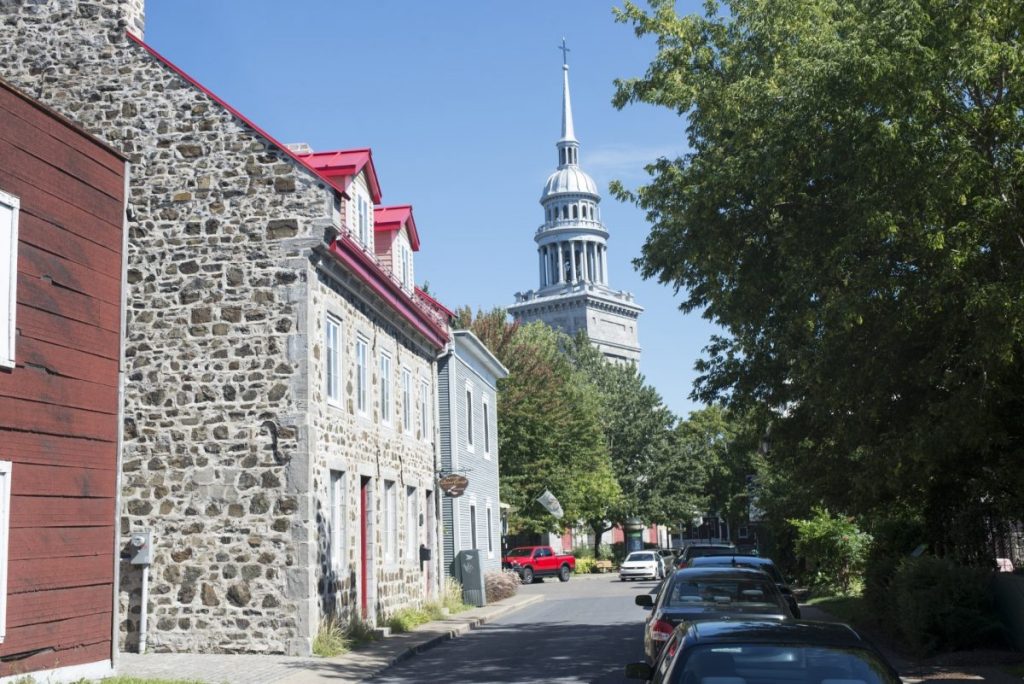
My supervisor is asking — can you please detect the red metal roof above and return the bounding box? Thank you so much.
[415,287,456,321]
[299,148,382,203]
[373,205,420,251]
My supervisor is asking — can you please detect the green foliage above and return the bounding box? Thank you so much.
[345,616,379,645]
[805,594,874,626]
[311,614,349,657]
[455,309,620,534]
[862,513,928,620]
[442,576,471,614]
[789,508,871,593]
[890,556,1004,655]
[614,0,1024,561]
[387,606,434,634]
[574,556,596,574]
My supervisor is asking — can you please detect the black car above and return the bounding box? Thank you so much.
[626,619,901,683]
[675,543,737,568]
[687,554,802,618]
[635,566,793,664]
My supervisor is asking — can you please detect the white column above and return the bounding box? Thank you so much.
[539,249,545,287]
[556,242,564,283]
[569,241,577,283]
[601,245,609,285]
[581,240,589,282]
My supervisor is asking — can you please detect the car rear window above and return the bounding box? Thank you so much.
[627,552,656,562]
[669,644,899,684]
[665,577,785,611]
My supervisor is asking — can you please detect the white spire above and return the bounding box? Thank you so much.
[557,38,579,168]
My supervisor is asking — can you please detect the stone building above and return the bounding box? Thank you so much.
[0,0,449,656]
[438,331,508,578]
[509,54,643,364]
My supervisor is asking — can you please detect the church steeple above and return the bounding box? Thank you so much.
[557,38,579,168]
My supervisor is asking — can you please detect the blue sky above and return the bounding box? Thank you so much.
[145,0,715,418]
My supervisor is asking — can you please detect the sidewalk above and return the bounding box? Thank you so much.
[115,593,544,684]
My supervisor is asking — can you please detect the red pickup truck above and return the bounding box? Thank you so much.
[502,546,575,583]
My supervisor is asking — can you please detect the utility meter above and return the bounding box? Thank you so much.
[129,529,153,565]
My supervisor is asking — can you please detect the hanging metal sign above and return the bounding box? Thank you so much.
[438,474,469,498]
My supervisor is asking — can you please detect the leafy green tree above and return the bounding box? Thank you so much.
[613,0,1024,560]
[790,508,872,594]
[454,309,620,535]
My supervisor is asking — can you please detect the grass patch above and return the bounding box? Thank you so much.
[442,577,471,615]
[387,606,434,633]
[312,615,349,657]
[806,594,874,625]
[345,616,379,645]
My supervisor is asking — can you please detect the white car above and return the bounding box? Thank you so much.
[619,551,663,581]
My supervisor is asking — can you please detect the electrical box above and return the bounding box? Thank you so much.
[452,549,486,607]
[129,529,153,565]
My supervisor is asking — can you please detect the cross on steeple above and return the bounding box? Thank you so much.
[558,37,570,67]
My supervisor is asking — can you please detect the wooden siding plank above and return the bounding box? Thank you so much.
[19,211,121,281]
[9,526,114,560]
[0,139,122,224]
[10,496,115,529]
[17,273,120,333]
[0,430,115,471]
[17,305,120,361]
[0,640,111,677]
[16,335,119,388]
[0,613,111,658]
[0,85,123,174]
[8,555,113,594]
[10,464,116,498]
[6,585,111,628]
[0,173,122,251]
[0,396,117,442]
[0,95,124,200]
[0,366,118,415]
[20,242,121,307]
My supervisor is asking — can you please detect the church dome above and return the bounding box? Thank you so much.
[541,166,598,200]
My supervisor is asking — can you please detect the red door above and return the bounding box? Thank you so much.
[360,476,370,618]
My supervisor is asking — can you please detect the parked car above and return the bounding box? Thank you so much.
[620,551,665,581]
[655,548,678,575]
[687,554,802,618]
[501,545,575,583]
[635,566,793,664]
[625,619,901,683]
[674,542,737,568]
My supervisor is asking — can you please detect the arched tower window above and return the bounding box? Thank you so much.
[572,205,578,219]
[562,206,569,219]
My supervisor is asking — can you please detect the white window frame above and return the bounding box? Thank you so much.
[0,190,20,369]
[469,503,478,550]
[355,336,368,415]
[355,192,372,247]
[379,351,392,425]
[486,505,494,557]
[329,470,346,572]
[325,315,342,407]
[0,460,11,643]
[401,368,412,433]
[482,396,491,458]
[419,378,430,442]
[384,479,397,564]
[399,242,410,289]
[406,486,417,561]
[465,385,474,450]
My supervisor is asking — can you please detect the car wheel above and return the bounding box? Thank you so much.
[558,564,571,582]
[520,567,534,584]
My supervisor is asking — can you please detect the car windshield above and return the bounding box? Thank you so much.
[626,552,657,562]
[670,644,899,684]
[664,577,785,611]
[506,548,533,557]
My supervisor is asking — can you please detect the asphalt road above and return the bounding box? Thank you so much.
[376,573,660,684]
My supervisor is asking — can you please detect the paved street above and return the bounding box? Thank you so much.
[376,574,658,684]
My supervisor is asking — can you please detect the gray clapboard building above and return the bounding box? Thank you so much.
[438,331,509,576]
[509,53,642,363]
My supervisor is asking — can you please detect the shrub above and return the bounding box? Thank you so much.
[863,514,927,620]
[345,615,378,644]
[312,615,349,657]
[789,507,871,594]
[572,545,594,559]
[890,555,1004,655]
[575,557,595,574]
[485,570,521,602]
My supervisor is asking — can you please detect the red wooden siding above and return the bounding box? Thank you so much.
[0,81,124,676]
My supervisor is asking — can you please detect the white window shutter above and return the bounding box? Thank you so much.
[0,460,12,643]
[0,190,20,369]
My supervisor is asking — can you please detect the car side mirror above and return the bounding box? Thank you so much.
[625,662,654,680]
[635,594,654,608]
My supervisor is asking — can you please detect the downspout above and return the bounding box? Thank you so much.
[433,340,453,595]
[110,162,131,667]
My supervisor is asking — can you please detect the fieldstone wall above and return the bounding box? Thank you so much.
[307,261,438,626]
[0,0,328,655]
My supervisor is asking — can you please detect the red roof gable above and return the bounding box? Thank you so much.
[415,287,456,322]
[299,149,382,203]
[373,205,420,251]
